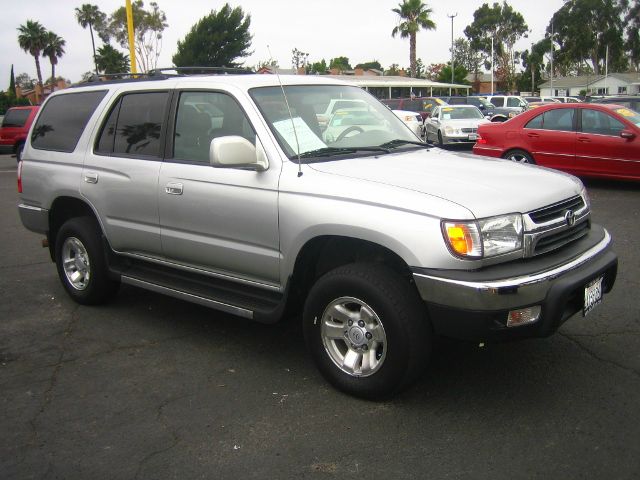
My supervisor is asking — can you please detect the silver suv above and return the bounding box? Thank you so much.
[17,72,618,399]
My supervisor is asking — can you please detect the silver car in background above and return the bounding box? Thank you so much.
[392,109,423,138]
[424,104,490,146]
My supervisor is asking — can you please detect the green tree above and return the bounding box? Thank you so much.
[437,64,469,84]
[385,63,402,76]
[104,0,168,72]
[17,20,48,96]
[96,44,130,74]
[391,0,436,78]
[464,2,528,92]
[624,0,640,69]
[173,4,251,68]
[329,56,351,72]
[424,63,445,80]
[548,0,626,76]
[355,61,383,71]
[75,4,107,75]
[9,65,16,97]
[43,31,66,90]
[310,59,327,74]
[15,73,35,90]
[291,48,309,70]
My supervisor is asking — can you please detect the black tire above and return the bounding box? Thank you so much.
[437,130,444,147]
[303,263,431,400]
[55,217,119,305]
[16,143,24,162]
[503,149,535,164]
[337,126,364,141]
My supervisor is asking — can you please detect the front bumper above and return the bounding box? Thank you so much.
[412,227,618,341]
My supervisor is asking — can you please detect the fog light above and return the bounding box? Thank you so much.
[506,306,541,327]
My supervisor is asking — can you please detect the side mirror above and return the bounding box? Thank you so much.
[620,129,636,140]
[210,136,268,171]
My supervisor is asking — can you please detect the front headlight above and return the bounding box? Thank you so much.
[444,126,460,135]
[442,214,523,259]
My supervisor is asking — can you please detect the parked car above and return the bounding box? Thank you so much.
[550,96,582,103]
[17,73,617,399]
[0,105,39,160]
[424,104,490,146]
[590,95,640,113]
[473,103,640,181]
[392,109,423,138]
[438,96,496,118]
[323,107,390,143]
[381,97,446,120]
[485,95,529,121]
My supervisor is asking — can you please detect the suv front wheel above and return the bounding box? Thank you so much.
[55,217,119,305]
[303,263,431,400]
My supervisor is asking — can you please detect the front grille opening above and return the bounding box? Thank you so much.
[529,196,585,224]
[533,220,590,255]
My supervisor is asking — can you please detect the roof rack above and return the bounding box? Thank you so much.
[72,66,253,87]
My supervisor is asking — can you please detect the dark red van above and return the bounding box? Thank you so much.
[0,106,39,161]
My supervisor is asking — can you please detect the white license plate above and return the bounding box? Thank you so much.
[468,133,478,140]
[583,276,603,316]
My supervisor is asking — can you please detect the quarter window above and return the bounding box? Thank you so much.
[31,91,107,152]
[525,113,544,129]
[581,109,625,136]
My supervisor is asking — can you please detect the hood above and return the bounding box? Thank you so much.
[307,148,582,218]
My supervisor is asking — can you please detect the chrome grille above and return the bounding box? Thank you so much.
[529,196,585,224]
[523,195,590,257]
[461,127,478,133]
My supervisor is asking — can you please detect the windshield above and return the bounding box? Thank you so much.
[614,107,640,127]
[439,106,484,120]
[1,109,30,128]
[250,85,418,160]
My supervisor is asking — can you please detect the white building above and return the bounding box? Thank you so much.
[539,72,640,97]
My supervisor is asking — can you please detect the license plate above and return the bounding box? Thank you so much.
[468,133,478,140]
[583,276,603,316]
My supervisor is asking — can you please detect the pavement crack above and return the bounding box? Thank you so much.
[559,331,640,379]
[27,305,81,448]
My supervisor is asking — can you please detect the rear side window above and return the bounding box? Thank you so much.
[540,109,575,132]
[95,91,169,158]
[2,109,31,127]
[490,97,503,107]
[31,91,107,152]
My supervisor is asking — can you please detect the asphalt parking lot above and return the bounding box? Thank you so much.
[1,153,639,479]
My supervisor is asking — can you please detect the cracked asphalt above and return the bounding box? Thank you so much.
[1,154,639,479]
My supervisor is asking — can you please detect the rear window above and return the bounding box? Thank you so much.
[31,91,107,152]
[2,109,31,128]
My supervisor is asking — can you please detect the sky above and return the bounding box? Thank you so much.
[1,0,566,90]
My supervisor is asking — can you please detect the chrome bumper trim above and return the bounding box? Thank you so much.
[412,230,612,311]
[18,203,49,234]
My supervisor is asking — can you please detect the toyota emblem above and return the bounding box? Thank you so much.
[564,209,576,227]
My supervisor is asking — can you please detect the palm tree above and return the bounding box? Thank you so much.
[391,0,436,78]
[17,20,48,100]
[95,44,130,74]
[43,32,66,91]
[75,4,107,75]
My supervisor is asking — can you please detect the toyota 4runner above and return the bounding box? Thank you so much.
[17,71,618,399]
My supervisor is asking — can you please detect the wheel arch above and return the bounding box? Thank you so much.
[48,196,103,260]
[502,148,535,164]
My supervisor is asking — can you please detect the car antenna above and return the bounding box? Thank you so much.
[268,45,303,177]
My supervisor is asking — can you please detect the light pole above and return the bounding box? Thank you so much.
[447,12,458,94]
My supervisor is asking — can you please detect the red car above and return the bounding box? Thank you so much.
[0,106,39,161]
[473,103,640,181]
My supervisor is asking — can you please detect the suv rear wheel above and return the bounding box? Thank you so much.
[303,263,431,400]
[55,217,119,305]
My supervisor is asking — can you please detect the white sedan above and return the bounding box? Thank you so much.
[392,110,424,139]
[424,105,490,146]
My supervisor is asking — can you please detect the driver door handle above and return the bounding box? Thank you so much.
[165,182,183,195]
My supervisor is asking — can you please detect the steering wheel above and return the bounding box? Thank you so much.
[336,126,364,141]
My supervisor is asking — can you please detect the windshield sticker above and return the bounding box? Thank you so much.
[273,117,326,155]
[615,108,635,117]
[442,107,454,112]
[436,99,445,105]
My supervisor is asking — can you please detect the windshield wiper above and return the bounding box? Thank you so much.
[297,146,390,159]
[379,139,430,149]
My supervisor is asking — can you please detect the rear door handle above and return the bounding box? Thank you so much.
[577,137,591,143]
[165,182,183,195]
[84,172,99,184]
[527,133,540,138]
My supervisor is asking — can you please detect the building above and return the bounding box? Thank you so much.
[464,72,507,94]
[539,72,640,97]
